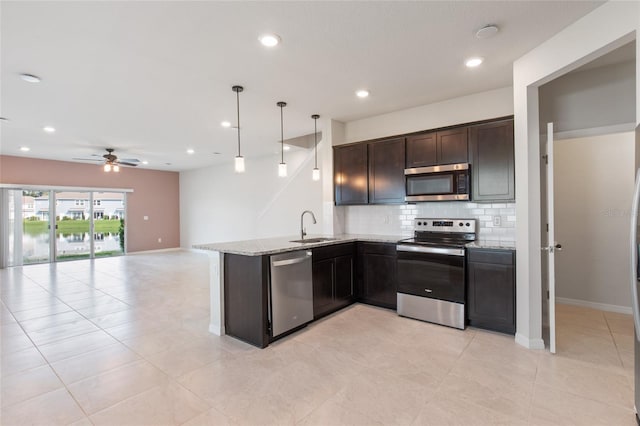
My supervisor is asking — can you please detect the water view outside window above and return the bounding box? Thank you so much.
[20,190,51,264]
[55,191,91,261]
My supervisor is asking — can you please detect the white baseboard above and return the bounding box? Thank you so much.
[515,332,545,350]
[556,297,632,315]
[127,247,183,255]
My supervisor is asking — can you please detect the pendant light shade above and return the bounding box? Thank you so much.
[277,101,287,177]
[311,114,320,181]
[232,85,245,173]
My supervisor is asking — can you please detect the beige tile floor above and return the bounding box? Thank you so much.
[0,250,636,425]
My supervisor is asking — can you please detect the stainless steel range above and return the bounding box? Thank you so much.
[396,218,476,329]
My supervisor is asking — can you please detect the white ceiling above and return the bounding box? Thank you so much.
[0,1,603,171]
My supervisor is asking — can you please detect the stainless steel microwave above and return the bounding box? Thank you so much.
[405,163,470,202]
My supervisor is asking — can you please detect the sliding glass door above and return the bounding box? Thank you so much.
[93,192,125,257]
[1,187,127,267]
[54,191,91,261]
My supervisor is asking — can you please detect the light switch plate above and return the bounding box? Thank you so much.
[493,215,501,226]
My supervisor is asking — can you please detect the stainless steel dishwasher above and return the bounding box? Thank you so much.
[269,250,314,338]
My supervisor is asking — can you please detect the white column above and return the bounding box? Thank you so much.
[207,250,225,336]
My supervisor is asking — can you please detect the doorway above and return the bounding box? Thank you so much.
[538,40,637,354]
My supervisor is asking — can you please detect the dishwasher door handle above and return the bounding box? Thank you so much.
[271,253,312,267]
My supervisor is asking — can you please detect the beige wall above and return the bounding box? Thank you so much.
[0,155,180,252]
[554,132,635,311]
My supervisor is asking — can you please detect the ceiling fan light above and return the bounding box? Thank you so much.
[104,163,112,172]
[113,164,120,172]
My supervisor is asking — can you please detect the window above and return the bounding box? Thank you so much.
[94,211,104,220]
[75,200,85,206]
[93,200,101,206]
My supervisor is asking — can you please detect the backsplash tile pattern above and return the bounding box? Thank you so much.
[342,202,516,242]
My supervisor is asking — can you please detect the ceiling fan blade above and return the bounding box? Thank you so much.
[73,158,104,162]
[119,158,140,163]
[118,162,138,167]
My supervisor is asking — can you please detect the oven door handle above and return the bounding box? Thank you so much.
[396,245,465,257]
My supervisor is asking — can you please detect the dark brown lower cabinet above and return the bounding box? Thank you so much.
[357,242,397,309]
[466,248,516,334]
[312,243,355,319]
[224,253,270,348]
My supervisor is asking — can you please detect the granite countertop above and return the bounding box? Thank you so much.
[194,233,407,256]
[466,240,516,250]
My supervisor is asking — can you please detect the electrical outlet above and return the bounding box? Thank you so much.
[383,215,390,224]
[493,216,501,227]
[143,215,149,221]
[158,237,162,243]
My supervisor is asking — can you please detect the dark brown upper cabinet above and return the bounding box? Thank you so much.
[469,119,515,202]
[406,132,437,167]
[334,143,368,205]
[406,128,468,168]
[368,137,406,204]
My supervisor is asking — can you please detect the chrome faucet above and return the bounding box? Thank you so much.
[300,210,317,240]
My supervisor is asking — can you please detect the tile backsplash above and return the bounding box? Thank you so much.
[341,202,516,242]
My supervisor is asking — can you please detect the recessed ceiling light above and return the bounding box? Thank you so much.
[0,117,8,122]
[476,25,499,39]
[186,148,195,154]
[43,126,56,133]
[259,34,281,47]
[20,73,41,83]
[465,57,484,68]
[356,90,369,98]
[20,146,30,152]
[142,160,149,165]
[221,121,231,128]
[213,152,221,155]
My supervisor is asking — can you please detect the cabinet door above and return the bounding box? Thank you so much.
[334,255,354,302]
[406,132,437,168]
[437,127,468,165]
[469,120,515,201]
[368,138,406,204]
[361,253,397,309]
[334,144,368,205]
[312,258,335,318]
[467,257,515,334]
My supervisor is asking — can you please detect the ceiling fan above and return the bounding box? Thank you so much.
[73,148,140,172]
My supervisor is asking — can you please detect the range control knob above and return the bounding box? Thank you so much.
[466,222,471,227]
[459,222,463,227]
[417,221,422,226]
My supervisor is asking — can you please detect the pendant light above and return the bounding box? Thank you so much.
[232,85,245,173]
[311,114,320,181]
[277,101,287,177]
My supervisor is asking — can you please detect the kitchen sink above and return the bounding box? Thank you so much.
[289,237,337,244]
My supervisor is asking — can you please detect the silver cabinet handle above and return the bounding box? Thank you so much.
[424,289,433,293]
[397,244,464,257]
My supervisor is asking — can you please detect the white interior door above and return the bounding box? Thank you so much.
[545,122,557,354]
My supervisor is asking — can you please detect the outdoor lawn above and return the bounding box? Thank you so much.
[23,219,121,235]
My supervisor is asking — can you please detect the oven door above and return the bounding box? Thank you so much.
[396,245,465,303]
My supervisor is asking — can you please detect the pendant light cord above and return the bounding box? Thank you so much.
[280,105,284,163]
[314,117,318,168]
[236,90,241,157]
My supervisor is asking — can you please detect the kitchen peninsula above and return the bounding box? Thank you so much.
[195,234,403,347]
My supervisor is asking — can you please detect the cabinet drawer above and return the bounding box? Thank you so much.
[358,242,397,256]
[467,249,514,265]
[313,243,355,262]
